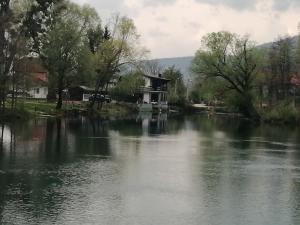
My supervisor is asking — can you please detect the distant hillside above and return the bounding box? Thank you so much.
[258,35,298,49]
[152,56,193,81]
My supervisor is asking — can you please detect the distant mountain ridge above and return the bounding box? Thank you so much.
[153,36,299,81]
[151,56,194,81]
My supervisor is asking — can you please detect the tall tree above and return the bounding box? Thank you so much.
[41,3,98,109]
[191,31,261,119]
[162,66,186,105]
[88,15,148,110]
[268,37,292,101]
[22,0,65,53]
[0,0,26,111]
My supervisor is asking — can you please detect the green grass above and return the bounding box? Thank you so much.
[2,99,137,120]
[261,103,300,124]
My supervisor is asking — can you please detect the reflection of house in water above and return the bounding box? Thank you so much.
[137,113,168,135]
[138,74,170,112]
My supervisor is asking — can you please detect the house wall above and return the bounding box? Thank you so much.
[145,77,151,87]
[143,92,150,103]
[28,86,48,99]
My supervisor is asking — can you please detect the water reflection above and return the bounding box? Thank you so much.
[0,115,300,224]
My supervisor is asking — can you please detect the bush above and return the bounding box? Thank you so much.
[262,103,300,124]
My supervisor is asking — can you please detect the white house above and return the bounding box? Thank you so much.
[14,57,49,99]
[139,74,170,112]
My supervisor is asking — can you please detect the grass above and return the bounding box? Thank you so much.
[1,99,137,120]
[261,103,300,124]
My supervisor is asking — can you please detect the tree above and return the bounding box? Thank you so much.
[111,71,144,102]
[140,60,163,76]
[268,37,292,101]
[191,31,261,119]
[22,0,65,53]
[41,3,98,109]
[0,0,26,111]
[190,77,227,104]
[88,15,148,110]
[162,66,186,105]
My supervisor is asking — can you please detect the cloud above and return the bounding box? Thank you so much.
[194,0,258,10]
[272,0,300,11]
[141,0,177,7]
[71,0,300,58]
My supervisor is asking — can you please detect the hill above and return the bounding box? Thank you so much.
[151,56,193,81]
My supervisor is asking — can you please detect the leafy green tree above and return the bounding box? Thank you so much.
[41,3,98,109]
[111,71,144,102]
[268,37,292,101]
[22,0,65,53]
[88,15,148,110]
[191,31,262,119]
[162,66,186,105]
[190,77,226,104]
[0,0,28,111]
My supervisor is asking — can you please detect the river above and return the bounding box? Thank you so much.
[0,114,300,225]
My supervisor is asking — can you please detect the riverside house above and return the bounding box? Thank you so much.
[13,57,49,99]
[139,74,170,112]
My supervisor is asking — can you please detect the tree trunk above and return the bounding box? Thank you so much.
[56,73,64,110]
[240,93,260,121]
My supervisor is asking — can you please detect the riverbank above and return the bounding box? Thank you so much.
[0,100,138,121]
[188,103,300,125]
[2,100,300,126]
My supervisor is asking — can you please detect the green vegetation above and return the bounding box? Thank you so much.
[162,66,186,106]
[0,0,147,118]
[191,31,262,120]
[190,30,300,124]
[2,1,300,125]
[111,71,144,103]
[261,103,300,124]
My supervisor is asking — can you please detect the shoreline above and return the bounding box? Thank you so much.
[1,101,299,127]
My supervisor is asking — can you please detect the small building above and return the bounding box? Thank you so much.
[28,73,48,99]
[68,86,95,101]
[139,74,170,112]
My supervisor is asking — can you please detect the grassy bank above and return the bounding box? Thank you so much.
[260,104,300,125]
[1,99,138,121]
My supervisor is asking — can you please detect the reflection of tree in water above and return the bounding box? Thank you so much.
[0,120,68,224]
[109,118,143,136]
[67,117,112,157]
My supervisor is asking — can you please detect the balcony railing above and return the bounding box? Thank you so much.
[138,86,168,92]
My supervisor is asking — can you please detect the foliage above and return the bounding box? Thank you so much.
[191,31,261,119]
[0,0,28,111]
[111,71,144,102]
[88,15,148,109]
[190,77,227,103]
[261,103,299,124]
[41,2,98,109]
[162,66,186,105]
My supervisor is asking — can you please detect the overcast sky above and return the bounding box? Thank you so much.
[72,0,300,59]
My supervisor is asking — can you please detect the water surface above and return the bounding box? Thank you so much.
[0,114,300,225]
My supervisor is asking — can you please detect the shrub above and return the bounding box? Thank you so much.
[262,103,300,124]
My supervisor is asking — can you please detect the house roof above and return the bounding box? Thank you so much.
[15,57,48,74]
[15,57,48,85]
[78,86,95,91]
[143,74,171,82]
[32,72,48,83]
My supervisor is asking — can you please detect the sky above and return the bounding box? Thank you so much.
[72,0,300,59]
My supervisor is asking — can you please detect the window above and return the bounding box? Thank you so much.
[36,88,40,94]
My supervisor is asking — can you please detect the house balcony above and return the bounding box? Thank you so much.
[138,86,168,93]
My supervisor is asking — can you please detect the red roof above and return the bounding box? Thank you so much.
[32,72,48,83]
[15,57,48,84]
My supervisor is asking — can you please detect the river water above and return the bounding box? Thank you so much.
[0,114,300,225]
